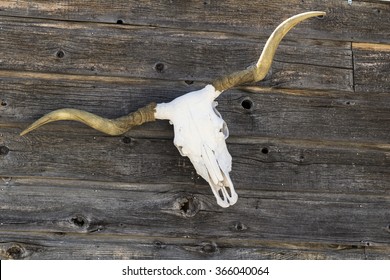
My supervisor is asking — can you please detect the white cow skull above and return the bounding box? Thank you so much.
[155,85,237,207]
[20,12,325,207]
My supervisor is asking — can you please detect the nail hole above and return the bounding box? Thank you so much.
[241,98,254,110]
[71,216,86,227]
[56,50,65,58]
[154,62,166,73]
[1,100,7,106]
[154,241,166,249]
[361,240,372,246]
[261,147,269,154]
[233,221,247,231]
[184,80,194,85]
[0,146,9,155]
[122,136,132,144]
[116,19,124,24]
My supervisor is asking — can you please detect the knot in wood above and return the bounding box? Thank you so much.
[200,241,219,255]
[175,195,200,217]
[0,146,9,156]
[6,244,25,259]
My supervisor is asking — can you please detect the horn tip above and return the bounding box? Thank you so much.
[20,127,31,136]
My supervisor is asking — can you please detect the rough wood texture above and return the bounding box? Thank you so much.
[0,0,389,259]
[0,17,353,91]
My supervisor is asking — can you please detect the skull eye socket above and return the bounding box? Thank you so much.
[177,145,185,156]
[219,121,229,139]
[212,102,229,139]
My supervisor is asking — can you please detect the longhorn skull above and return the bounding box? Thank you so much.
[20,11,326,208]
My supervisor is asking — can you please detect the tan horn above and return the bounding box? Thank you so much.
[212,11,326,92]
[20,102,156,136]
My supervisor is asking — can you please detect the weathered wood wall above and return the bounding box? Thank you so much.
[0,0,389,259]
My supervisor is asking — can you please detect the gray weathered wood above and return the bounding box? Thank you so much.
[0,0,389,43]
[1,73,389,143]
[0,178,389,246]
[0,17,352,91]
[353,43,390,93]
[0,0,389,260]
[1,128,389,194]
[1,232,385,260]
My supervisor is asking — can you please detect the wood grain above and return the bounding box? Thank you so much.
[0,73,388,143]
[0,0,389,260]
[0,17,352,91]
[1,128,389,195]
[0,178,389,247]
[353,42,390,93]
[0,0,389,43]
[1,232,383,260]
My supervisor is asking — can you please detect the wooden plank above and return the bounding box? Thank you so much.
[0,0,389,43]
[1,128,389,195]
[225,87,390,143]
[1,232,386,260]
[354,42,390,51]
[353,42,390,93]
[0,17,352,91]
[0,178,389,246]
[0,73,388,143]
[0,0,389,262]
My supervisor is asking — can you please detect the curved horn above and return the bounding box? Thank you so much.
[212,11,326,92]
[20,102,156,136]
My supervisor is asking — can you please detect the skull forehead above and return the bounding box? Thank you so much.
[168,87,228,155]
[154,85,226,149]
[171,84,218,106]
[154,85,218,121]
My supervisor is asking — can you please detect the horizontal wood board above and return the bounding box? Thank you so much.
[0,0,389,259]
[0,0,389,43]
